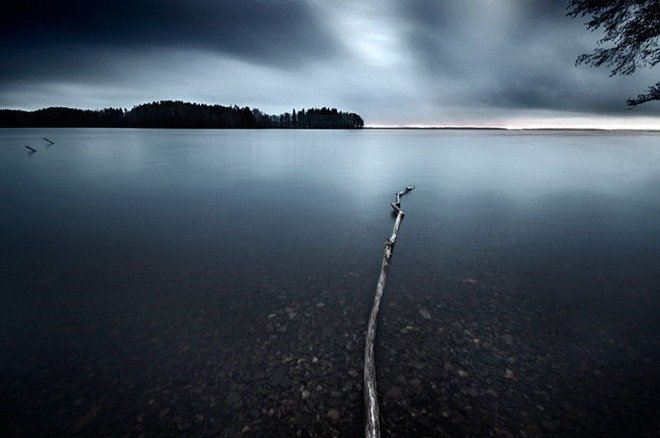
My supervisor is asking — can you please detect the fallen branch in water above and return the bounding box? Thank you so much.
[364,185,414,438]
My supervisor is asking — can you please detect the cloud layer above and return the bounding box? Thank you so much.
[1,0,658,126]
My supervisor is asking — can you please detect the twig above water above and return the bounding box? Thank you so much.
[364,185,414,438]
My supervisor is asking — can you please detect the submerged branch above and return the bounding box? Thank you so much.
[364,185,414,438]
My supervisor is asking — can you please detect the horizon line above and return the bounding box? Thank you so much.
[365,125,660,132]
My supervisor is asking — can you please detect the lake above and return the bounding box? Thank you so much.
[1,128,659,435]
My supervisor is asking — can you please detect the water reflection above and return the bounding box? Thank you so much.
[1,128,659,435]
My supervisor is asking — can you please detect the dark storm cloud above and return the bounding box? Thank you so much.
[480,68,624,114]
[0,0,337,78]
[396,0,658,116]
[397,1,574,71]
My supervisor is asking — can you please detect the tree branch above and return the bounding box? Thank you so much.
[627,81,660,106]
[364,186,414,438]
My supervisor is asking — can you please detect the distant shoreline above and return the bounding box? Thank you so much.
[2,126,658,132]
[366,126,507,130]
[1,102,657,132]
[366,126,660,132]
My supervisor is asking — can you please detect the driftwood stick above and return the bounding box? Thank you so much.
[43,137,54,144]
[389,202,403,214]
[364,185,414,438]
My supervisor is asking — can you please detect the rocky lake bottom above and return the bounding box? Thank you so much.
[2,247,658,437]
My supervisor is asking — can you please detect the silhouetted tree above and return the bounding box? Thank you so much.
[0,101,364,129]
[567,0,659,107]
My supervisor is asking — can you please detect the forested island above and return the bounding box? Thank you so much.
[0,101,364,129]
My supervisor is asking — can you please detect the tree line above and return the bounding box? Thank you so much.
[0,101,364,129]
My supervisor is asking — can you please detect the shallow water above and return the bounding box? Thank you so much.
[1,128,659,435]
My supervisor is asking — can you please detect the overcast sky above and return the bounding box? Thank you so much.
[1,0,658,128]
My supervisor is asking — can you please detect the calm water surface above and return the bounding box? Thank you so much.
[1,128,659,435]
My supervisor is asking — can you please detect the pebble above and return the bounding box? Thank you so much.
[326,409,340,421]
